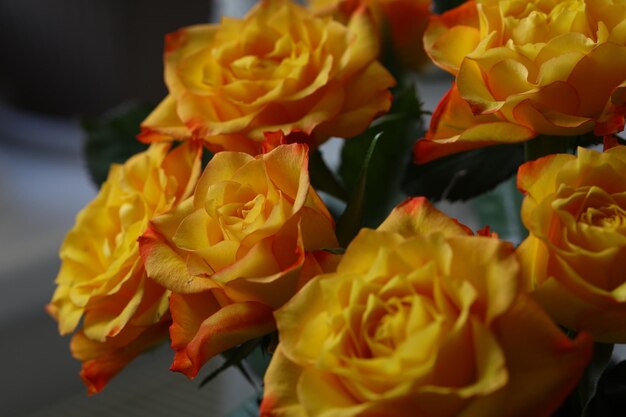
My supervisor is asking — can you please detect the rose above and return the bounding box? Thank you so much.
[138,143,338,378]
[46,142,202,394]
[308,0,432,71]
[517,146,626,342]
[414,0,626,163]
[140,0,395,154]
[261,197,591,417]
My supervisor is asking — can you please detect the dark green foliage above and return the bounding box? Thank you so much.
[584,360,626,417]
[433,0,468,14]
[403,143,525,202]
[83,103,151,187]
[339,85,424,232]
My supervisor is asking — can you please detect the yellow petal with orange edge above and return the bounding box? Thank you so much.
[447,236,518,324]
[169,293,275,379]
[457,58,502,114]
[516,235,550,291]
[264,144,311,210]
[415,83,535,163]
[567,42,626,118]
[194,153,255,203]
[378,197,472,238]
[298,205,338,250]
[458,294,592,417]
[248,85,346,140]
[82,262,147,342]
[139,225,219,294]
[516,153,573,200]
[162,141,203,201]
[219,220,305,307]
[260,346,307,417]
[334,229,405,275]
[70,322,169,395]
[274,276,334,367]
[510,99,594,136]
[140,95,190,140]
[532,277,626,343]
[340,7,380,79]
[47,285,84,335]
[315,62,394,140]
[296,250,341,290]
[415,120,534,163]
[298,366,371,417]
[424,1,480,75]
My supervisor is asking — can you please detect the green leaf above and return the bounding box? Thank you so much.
[525,133,605,162]
[433,0,467,13]
[309,149,348,201]
[579,343,614,416]
[339,84,424,231]
[336,133,381,247]
[82,102,151,187]
[583,359,626,417]
[524,135,568,161]
[403,143,525,202]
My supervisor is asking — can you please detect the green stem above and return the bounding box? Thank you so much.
[524,136,568,162]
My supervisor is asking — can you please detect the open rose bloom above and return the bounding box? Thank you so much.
[415,0,626,163]
[518,146,626,343]
[140,0,395,153]
[261,198,592,417]
[139,144,338,378]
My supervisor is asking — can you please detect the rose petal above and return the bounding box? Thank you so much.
[169,292,275,378]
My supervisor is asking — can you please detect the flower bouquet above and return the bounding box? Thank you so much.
[48,0,626,416]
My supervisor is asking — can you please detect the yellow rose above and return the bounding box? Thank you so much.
[518,146,626,342]
[138,144,338,378]
[308,0,432,71]
[415,0,626,163]
[47,142,202,394]
[140,0,395,154]
[261,197,591,417]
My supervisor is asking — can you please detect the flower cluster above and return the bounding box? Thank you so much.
[49,0,626,415]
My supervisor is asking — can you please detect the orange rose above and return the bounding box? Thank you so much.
[140,0,395,154]
[138,144,338,378]
[47,142,202,394]
[309,0,433,70]
[415,0,626,163]
[261,197,591,417]
[517,146,626,342]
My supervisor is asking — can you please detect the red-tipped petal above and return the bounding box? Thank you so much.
[169,292,275,378]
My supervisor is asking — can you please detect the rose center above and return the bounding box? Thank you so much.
[374,299,411,348]
[580,206,626,228]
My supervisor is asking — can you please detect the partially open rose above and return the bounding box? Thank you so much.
[261,198,591,417]
[140,0,395,154]
[415,0,626,163]
[139,144,338,378]
[47,142,201,393]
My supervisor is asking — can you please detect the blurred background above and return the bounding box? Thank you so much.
[0,1,459,416]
